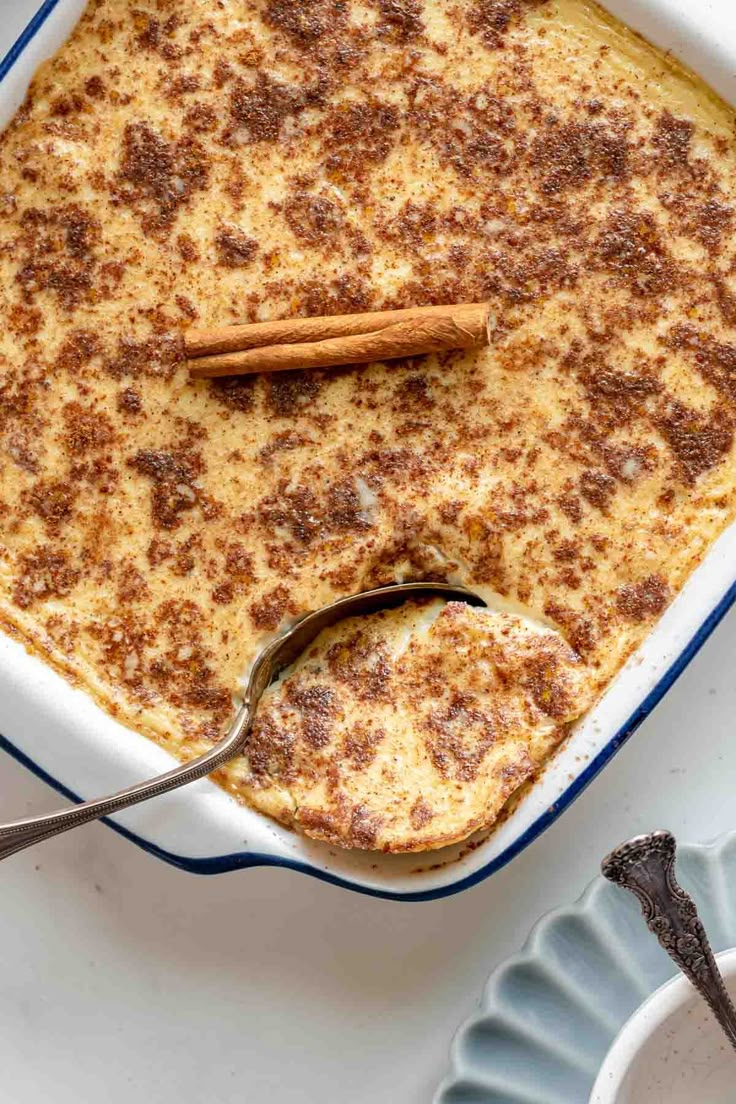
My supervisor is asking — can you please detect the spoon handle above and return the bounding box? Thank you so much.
[0,703,252,862]
[602,829,736,1050]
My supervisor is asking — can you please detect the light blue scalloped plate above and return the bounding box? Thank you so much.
[435,832,736,1103]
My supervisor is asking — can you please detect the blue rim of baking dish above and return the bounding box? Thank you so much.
[1,0,736,902]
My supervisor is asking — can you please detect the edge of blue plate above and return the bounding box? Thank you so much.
[1,1,735,901]
[435,831,736,1101]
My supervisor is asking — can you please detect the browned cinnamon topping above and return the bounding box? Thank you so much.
[1,0,736,851]
[247,600,592,850]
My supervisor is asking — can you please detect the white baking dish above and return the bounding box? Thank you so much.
[1,0,735,900]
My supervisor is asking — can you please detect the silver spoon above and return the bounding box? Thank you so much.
[602,829,736,1050]
[0,582,485,862]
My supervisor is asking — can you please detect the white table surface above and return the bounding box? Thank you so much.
[3,3,736,1102]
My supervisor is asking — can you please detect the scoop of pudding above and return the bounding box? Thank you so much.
[230,599,594,851]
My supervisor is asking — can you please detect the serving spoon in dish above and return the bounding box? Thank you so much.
[0,582,485,862]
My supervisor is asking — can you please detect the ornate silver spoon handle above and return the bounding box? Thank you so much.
[0,704,253,862]
[602,829,736,1051]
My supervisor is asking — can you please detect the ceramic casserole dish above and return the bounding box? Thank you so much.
[0,0,734,900]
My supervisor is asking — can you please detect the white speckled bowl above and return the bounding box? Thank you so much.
[0,0,735,899]
[591,948,736,1104]
[436,832,736,1103]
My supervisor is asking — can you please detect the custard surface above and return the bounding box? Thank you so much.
[245,599,593,851]
[1,0,736,848]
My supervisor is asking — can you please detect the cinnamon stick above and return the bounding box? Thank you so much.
[188,303,491,379]
[185,301,490,359]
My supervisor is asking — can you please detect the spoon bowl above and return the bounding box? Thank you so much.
[0,582,485,861]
